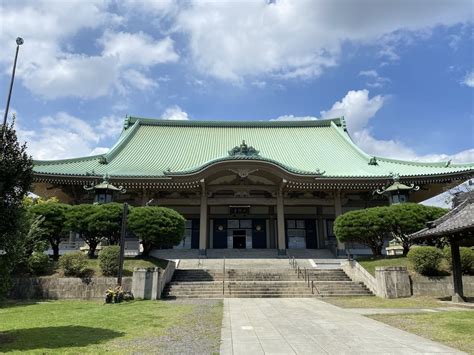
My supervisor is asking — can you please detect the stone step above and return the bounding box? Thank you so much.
[165,289,369,295]
[174,269,347,274]
[168,280,363,285]
[163,293,372,298]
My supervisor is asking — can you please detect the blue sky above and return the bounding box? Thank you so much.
[0,0,472,162]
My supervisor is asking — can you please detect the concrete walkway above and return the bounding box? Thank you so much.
[220,298,465,355]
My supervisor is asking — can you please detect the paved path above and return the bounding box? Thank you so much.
[220,298,465,355]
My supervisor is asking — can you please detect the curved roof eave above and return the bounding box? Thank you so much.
[163,155,325,177]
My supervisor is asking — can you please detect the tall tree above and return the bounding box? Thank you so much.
[65,204,100,258]
[0,120,33,297]
[334,207,391,256]
[388,203,447,255]
[128,206,185,256]
[86,203,125,246]
[29,201,70,260]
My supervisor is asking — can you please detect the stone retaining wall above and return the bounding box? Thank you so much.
[9,277,132,300]
[411,275,474,297]
[342,260,474,298]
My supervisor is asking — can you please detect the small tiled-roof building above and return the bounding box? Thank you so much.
[31,117,474,256]
[410,191,474,301]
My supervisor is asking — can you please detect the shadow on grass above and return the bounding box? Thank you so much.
[0,300,49,310]
[0,326,124,351]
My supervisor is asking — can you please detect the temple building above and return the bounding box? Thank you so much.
[32,117,473,256]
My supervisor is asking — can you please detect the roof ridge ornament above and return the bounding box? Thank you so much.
[228,140,260,157]
[340,116,347,130]
[368,157,378,166]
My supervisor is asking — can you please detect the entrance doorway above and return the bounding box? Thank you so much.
[233,230,246,249]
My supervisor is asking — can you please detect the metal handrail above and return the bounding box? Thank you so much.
[222,257,226,295]
[291,257,319,295]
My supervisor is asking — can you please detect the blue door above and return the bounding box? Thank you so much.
[305,219,318,249]
[252,219,267,248]
[191,219,200,249]
[213,219,228,248]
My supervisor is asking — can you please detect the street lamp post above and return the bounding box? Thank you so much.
[1,37,24,144]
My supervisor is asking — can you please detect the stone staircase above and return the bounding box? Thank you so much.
[163,268,372,298]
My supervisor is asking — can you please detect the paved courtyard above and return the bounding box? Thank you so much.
[220,298,465,355]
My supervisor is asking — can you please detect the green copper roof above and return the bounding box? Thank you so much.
[33,117,473,179]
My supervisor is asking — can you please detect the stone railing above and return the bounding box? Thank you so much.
[132,260,176,300]
[341,259,378,295]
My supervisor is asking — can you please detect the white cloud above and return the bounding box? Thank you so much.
[15,112,124,160]
[0,2,177,99]
[461,71,474,88]
[122,69,158,91]
[24,55,120,99]
[97,115,124,139]
[90,147,110,155]
[273,115,318,121]
[355,129,474,163]
[174,0,472,82]
[99,31,178,67]
[161,105,189,120]
[117,0,178,18]
[359,69,391,88]
[272,89,473,164]
[320,89,385,133]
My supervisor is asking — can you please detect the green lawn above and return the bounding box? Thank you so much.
[323,296,445,309]
[356,255,450,276]
[357,256,411,276]
[0,300,223,354]
[84,256,169,277]
[42,256,168,277]
[370,311,474,354]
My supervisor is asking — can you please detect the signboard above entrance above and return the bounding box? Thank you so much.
[229,205,250,216]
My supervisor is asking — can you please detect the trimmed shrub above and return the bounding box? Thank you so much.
[407,246,443,275]
[99,245,120,276]
[28,252,50,275]
[60,252,87,277]
[444,247,474,275]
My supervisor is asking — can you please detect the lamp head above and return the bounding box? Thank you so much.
[16,37,24,45]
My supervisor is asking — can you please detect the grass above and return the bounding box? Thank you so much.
[0,300,223,354]
[356,255,450,276]
[370,311,474,354]
[36,256,169,278]
[323,296,445,309]
[357,256,411,276]
[83,256,169,277]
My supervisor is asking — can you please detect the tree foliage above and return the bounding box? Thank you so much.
[0,120,33,298]
[128,206,186,256]
[334,206,391,256]
[388,203,447,255]
[85,203,125,245]
[29,201,70,260]
[65,204,100,257]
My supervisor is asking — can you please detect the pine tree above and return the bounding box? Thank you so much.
[0,117,33,298]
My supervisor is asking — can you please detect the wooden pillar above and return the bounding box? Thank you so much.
[199,179,208,255]
[334,190,344,253]
[316,206,325,249]
[277,179,287,255]
[450,237,465,302]
[268,206,275,249]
